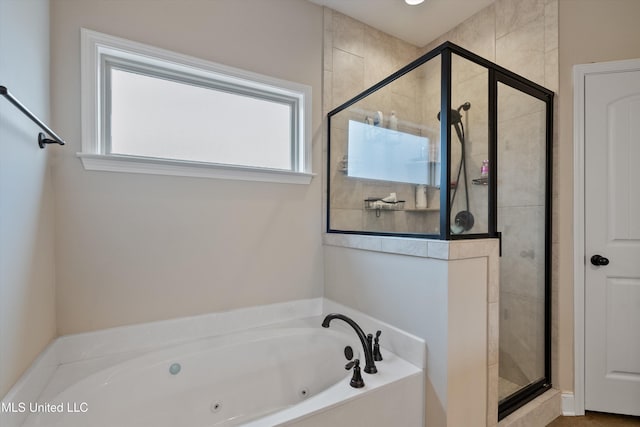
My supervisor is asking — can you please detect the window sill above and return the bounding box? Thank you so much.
[77,153,314,184]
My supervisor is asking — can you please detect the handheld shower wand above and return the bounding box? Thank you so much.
[437,102,474,233]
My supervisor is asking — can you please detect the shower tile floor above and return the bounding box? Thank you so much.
[548,411,640,426]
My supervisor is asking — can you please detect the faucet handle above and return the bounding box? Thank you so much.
[346,359,365,388]
[373,330,383,361]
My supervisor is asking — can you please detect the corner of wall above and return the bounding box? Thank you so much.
[0,0,57,397]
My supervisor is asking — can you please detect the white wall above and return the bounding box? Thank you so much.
[556,0,640,396]
[324,246,448,425]
[0,0,57,397]
[49,0,325,334]
[324,245,489,427]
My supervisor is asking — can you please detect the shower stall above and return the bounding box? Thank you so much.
[327,42,553,419]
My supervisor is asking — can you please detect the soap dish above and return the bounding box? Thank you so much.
[364,198,406,211]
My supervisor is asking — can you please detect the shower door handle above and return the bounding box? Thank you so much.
[590,254,609,266]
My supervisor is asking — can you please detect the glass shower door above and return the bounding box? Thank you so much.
[496,80,550,410]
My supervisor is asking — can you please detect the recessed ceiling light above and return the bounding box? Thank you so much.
[405,0,424,5]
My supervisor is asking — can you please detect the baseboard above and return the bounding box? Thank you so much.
[561,392,576,416]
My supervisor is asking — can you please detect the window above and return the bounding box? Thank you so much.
[80,29,312,184]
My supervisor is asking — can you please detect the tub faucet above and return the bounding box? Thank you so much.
[321,313,377,374]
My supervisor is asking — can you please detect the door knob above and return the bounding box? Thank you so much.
[590,254,610,266]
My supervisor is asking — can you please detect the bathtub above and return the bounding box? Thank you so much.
[19,324,423,427]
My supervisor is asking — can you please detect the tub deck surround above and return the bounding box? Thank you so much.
[245,366,423,427]
[1,298,425,427]
[0,343,60,427]
[21,328,421,427]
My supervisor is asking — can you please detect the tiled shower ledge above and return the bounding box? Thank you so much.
[323,233,499,260]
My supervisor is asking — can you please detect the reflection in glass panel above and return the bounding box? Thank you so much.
[328,56,442,235]
[497,82,547,403]
[449,53,490,235]
[347,121,432,184]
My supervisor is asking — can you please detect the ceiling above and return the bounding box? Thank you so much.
[308,0,495,47]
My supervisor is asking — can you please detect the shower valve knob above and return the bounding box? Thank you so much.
[590,254,609,266]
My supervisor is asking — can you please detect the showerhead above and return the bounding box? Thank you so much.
[437,109,460,124]
[436,102,471,124]
[436,102,471,143]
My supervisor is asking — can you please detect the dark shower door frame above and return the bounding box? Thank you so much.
[490,70,554,420]
[445,45,554,418]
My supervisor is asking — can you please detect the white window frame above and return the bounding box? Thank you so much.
[79,28,313,184]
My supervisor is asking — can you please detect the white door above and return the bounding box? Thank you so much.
[584,61,640,416]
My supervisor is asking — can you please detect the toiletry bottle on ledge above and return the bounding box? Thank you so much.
[389,111,398,131]
[481,160,489,177]
[373,111,383,127]
[415,184,428,209]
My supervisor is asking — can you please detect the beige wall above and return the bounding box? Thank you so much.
[0,0,57,396]
[50,0,325,334]
[556,0,640,394]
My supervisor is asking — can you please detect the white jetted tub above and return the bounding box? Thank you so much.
[20,324,422,427]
